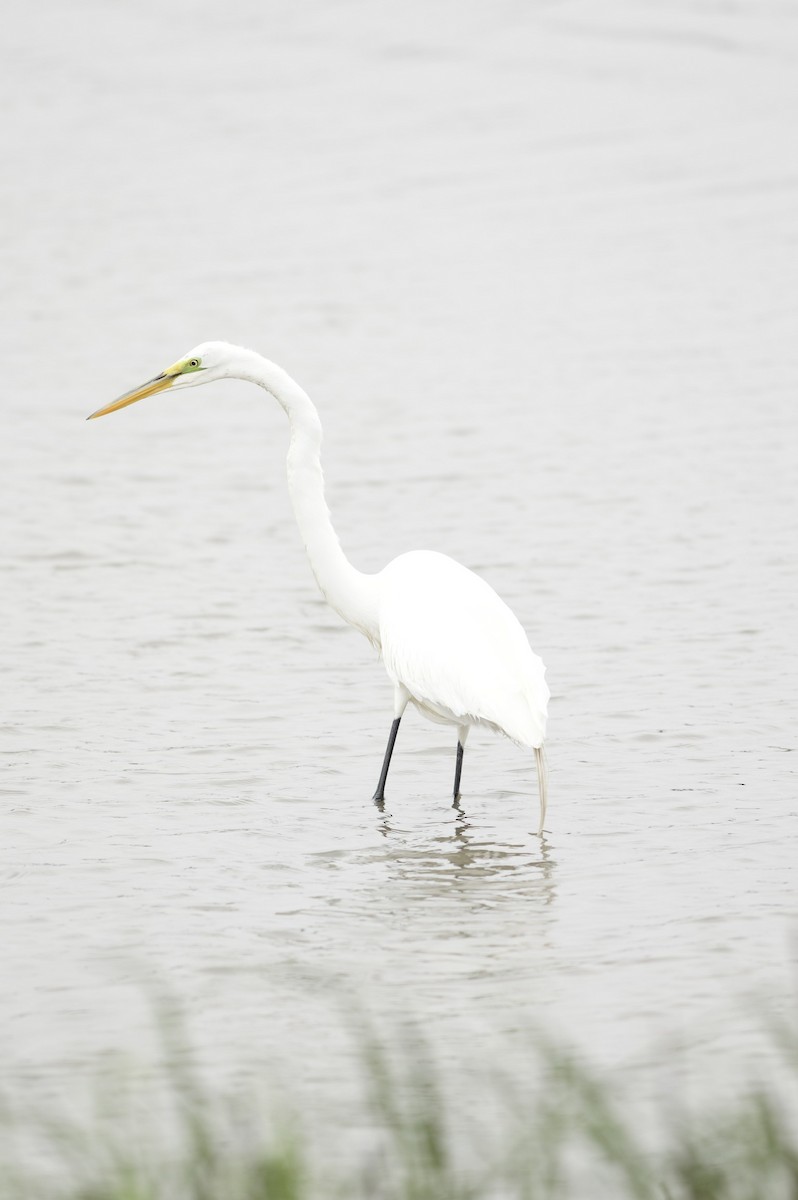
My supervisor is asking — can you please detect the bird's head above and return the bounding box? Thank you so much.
[87,341,239,420]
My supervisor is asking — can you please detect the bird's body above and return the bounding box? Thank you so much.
[88,342,550,832]
[378,550,547,746]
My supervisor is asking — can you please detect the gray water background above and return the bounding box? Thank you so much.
[1,0,797,1153]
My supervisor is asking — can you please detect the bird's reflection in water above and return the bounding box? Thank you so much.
[371,792,557,907]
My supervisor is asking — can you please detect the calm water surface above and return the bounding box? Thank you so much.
[1,0,797,1147]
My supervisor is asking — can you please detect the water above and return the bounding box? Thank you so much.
[2,0,797,1149]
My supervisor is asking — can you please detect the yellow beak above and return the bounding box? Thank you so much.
[86,370,177,420]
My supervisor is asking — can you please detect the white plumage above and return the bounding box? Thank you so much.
[379,550,548,746]
[88,341,550,833]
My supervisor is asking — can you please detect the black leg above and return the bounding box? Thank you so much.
[453,739,465,800]
[372,717,402,803]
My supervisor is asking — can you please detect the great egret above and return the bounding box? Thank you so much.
[88,343,550,832]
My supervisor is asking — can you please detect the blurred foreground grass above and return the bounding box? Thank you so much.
[3,1016,798,1200]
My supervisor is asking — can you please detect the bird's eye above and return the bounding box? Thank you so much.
[188,358,200,368]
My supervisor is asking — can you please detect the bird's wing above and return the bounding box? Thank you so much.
[378,551,548,746]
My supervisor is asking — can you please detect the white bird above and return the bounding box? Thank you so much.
[88,342,550,832]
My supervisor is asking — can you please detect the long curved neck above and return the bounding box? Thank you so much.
[235,349,380,644]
